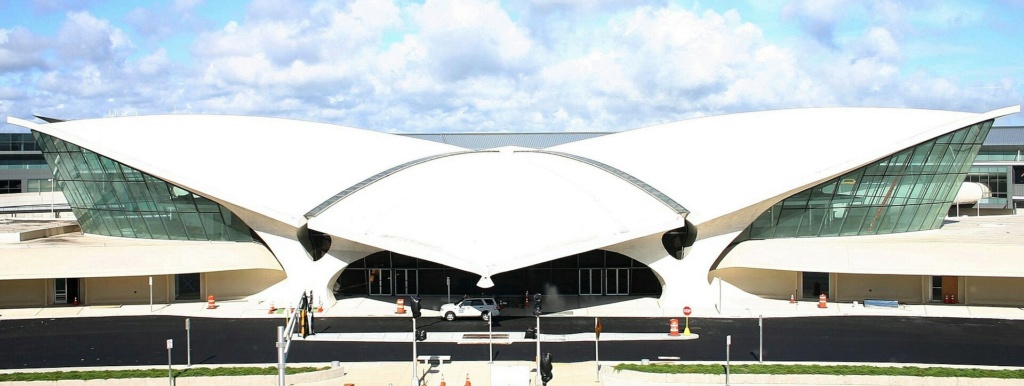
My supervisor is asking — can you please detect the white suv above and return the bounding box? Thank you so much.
[439,297,502,322]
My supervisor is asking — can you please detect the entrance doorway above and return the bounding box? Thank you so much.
[54,278,80,304]
[802,272,829,299]
[175,273,201,300]
[932,276,958,303]
[579,268,602,295]
[368,269,392,295]
[606,268,629,295]
[394,269,418,295]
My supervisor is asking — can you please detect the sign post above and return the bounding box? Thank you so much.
[166,339,173,386]
[149,276,154,312]
[682,306,692,336]
[726,335,731,386]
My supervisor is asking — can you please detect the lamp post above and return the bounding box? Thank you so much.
[488,313,493,363]
[185,318,192,367]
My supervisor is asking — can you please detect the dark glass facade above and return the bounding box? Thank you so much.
[743,120,993,239]
[33,132,254,242]
[336,250,661,297]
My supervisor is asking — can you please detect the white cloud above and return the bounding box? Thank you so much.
[0,27,48,72]
[134,48,170,76]
[413,0,534,82]
[2,1,1020,129]
[56,11,133,62]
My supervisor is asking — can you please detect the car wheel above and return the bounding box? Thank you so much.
[444,312,456,321]
[481,312,490,322]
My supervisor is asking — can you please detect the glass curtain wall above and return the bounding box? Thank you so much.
[744,120,993,239]
[965,166,1009,198]
[32,131,253,242]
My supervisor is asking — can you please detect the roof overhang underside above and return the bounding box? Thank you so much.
[0,235,281,280]
[717,215,1024,278]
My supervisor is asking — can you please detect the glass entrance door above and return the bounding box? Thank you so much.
[368,269,392,295]
[579,268,602,295]
[606,268,629,295]
[54,278,80,304]
[394,269,418,295]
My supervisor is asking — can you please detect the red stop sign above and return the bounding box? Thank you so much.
[683,306,692,316]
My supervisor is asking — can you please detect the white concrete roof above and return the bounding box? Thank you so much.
[717,215,1024,277]
[307,149,686,278]
[6,115,464,227]
[0,233,281,279]
[553,106,1020,234]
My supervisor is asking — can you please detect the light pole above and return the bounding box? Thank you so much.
[535,314,541,386]
[185,318,192,367]
[412,317,418,386]
[276,326,286,386]
[758,314,763,363]
[488,314,493,363]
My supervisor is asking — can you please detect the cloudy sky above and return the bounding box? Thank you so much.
[1,0,1022,132]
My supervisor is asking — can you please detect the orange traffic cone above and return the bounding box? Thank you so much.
[439,375,446,386]
[789,294,795,304]
[465,373,471,386]
[268,302,276,314]
[73,297,79,306]
[396,298,406,314]
[317,299,324,313]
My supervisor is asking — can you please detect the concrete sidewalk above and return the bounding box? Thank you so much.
[8,360,1019,386]
[3,296,1023,322]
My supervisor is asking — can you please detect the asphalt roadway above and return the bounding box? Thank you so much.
[1,315,1023,369]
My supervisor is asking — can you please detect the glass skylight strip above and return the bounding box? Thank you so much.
[530,150,689,215]
[304,151,478,219]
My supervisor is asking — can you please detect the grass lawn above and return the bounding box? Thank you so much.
[0,366,326,382]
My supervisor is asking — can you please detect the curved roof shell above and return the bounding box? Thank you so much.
[9,115,464,227]
[307,147,686,277]
[552,106,1019,236]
